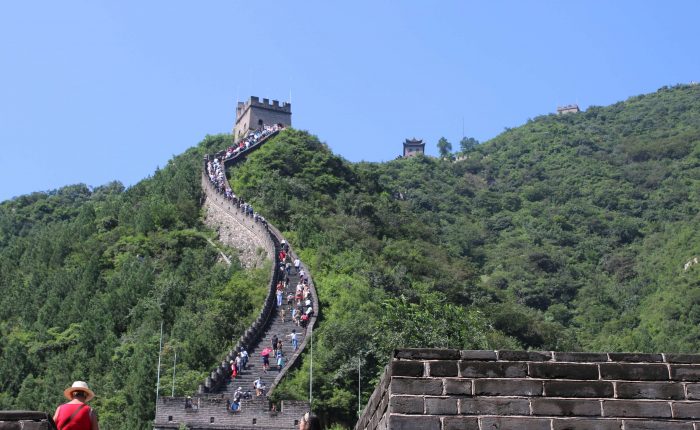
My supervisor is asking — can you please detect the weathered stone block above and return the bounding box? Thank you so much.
[529,362,599,380]
[389,414,440,430]
[551,417,622,430]
[394,349,460,360]
[459,361,527,378]
[442,416,479,430]
[429,361,458,377]
[685,383,700,399]
[665,353,700,364]
[424,397,458,415]
[602,400,671,418]
[460,350,497,361]
[544,380,614,398]
[608,353,664,363]
[670,365,700,381]
[600,363,669,381]
[498,350,552,361]
[391,361,424,377]
[474,378,542,396]
[443,378,471,395]
[459,398,530,415]
[671,401,700,419]
[621,419,694,429]
[616,382,684,400]
[478,417,551,430]
[391,378,442,396]
[531,398,601,416]
[390,396,423,414]
[553,352,609,362]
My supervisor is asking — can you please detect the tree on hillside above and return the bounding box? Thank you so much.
[460,136,479,153]
[437,137,452,158]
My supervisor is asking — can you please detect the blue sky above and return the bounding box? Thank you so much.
[1,1,698,201]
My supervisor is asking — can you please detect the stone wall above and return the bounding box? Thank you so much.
[356,349,700,430]
[153,132,316,429]
[0,412,56,430]
[198,132,319,397]
[154,397,308,430]
[197,173,279,395]
[202,178,272,269]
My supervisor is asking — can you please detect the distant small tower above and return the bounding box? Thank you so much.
[233,96,292,141]
[557,104,580,115]
[403,138,425,157]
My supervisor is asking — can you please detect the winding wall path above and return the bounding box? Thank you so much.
[154,129,319,430]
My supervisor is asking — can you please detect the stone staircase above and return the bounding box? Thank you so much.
[154,128,317,429]
[218,264,307,400]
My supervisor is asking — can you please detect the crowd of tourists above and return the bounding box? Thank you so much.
[206,157,267,225]
[228,245,315,414]
[223,123,283,161]
[205,123,285,224]
[277,251,315,329]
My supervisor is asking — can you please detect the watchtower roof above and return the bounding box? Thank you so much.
[557,104,580,114]
[404,138,424,146]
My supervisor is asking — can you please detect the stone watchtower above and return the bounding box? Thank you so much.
[403,138,425,157]
[233,96,292,141]
[557,104,580,114]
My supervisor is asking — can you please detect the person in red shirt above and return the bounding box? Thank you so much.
[53,381,100,430]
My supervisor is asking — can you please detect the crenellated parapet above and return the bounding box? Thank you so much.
[357,348,700,430]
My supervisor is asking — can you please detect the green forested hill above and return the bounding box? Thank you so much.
[1,84,699,429]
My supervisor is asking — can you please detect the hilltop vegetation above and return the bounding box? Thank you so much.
[0,84,699,429]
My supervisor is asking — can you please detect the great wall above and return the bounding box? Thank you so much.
[152,124,319,430]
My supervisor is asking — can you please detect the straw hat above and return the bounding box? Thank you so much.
[63,381,95,401]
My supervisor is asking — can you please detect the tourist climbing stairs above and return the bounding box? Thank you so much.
[220,264,306,399]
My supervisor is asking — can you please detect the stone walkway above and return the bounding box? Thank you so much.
[219,265,307,400]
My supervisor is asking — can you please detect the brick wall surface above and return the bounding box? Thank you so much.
[203,195,272,269]
[154,397,307,429]
[356,349,700,430]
